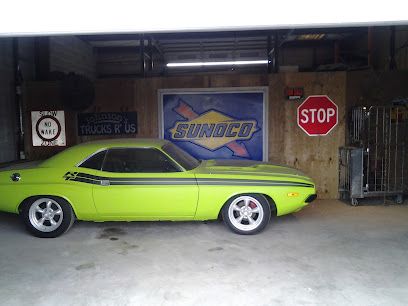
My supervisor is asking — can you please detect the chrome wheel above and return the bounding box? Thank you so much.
[28,198,64,232]
[228,195,264,232]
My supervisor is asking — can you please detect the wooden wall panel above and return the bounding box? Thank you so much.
[24,82,76,159]
[75,79,136,143]
[269,72,346,199]
[25,72,347,198]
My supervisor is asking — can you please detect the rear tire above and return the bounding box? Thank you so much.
[21,196,75,238]
[222,194,271,235]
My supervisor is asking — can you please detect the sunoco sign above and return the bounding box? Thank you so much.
[160,88,268,161]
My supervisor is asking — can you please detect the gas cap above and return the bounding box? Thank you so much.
[10,173,21,182]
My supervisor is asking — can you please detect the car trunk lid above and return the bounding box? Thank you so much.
[196,159,312,182]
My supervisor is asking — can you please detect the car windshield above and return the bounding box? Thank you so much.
[162,142,200,171]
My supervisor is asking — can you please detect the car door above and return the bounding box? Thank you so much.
[91,147,199,219]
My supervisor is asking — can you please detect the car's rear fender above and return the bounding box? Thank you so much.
[0,168,97,219]
[12,184,96,219]
[18,195,78,219]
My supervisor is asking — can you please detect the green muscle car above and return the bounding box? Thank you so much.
[0,139,316,238]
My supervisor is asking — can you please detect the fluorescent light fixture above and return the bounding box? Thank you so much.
[167,60,269,68]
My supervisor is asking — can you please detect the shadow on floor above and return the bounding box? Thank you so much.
[0,212,26,234]
[339,196,407,207]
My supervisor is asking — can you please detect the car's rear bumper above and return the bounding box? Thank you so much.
[305,194,317,203]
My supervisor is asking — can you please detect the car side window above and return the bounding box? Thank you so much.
[102,148,180,173]
[79,150,107,170]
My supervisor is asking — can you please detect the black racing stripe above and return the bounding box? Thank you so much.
[75,172,101,180]
[197,181,314,187]
[107,181,312,187]
[71,172,314,188]
[109,181,197,186]
[75,172,196,183]
[196,179,313,187]
[71,177,101,185]
[108,178,196,183]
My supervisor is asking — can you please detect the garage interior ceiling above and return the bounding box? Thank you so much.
[5,24,408,82]
[78,27,370,77]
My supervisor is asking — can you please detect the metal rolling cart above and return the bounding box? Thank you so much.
[339,105,408,205]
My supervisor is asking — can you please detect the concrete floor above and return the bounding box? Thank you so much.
[0,200,407,306]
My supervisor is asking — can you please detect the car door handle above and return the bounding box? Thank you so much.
[101,180,110,186]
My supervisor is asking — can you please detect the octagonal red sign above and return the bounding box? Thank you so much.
[297,95,338,136]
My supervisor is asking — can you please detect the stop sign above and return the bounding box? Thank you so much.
[297,95,338,136]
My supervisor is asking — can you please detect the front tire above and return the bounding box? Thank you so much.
[21,196,75,238]
[222,194,271,235]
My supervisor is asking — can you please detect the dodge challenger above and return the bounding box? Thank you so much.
[0,139,316,238]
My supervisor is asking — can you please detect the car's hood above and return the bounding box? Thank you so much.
[195,159,313,183]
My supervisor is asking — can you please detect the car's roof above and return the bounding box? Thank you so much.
[75,138,169,149]
[40,138,170,168]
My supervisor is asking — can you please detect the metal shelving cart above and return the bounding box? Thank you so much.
[339,105,408,205]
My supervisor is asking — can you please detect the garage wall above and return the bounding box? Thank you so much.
[269,72,346,198]
[25,70,407,196]
[395,26,408,70]
[347,71,408,108]
[49,36,96,79]
[93,72,347,199]
[24,72,347,198]
[17,38,36,81]
[371,26,408,71]
[0,39,17,163]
